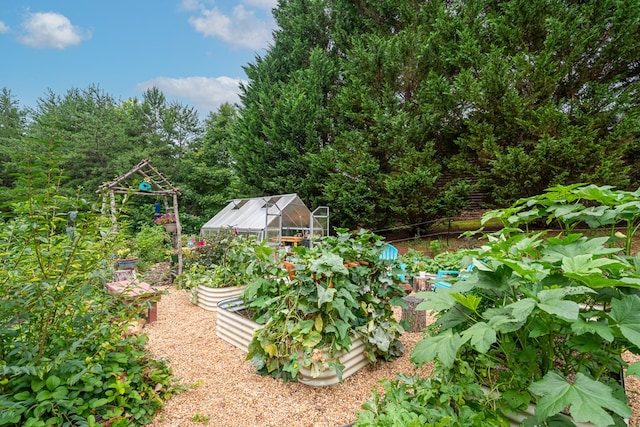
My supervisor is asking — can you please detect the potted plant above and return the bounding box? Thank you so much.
[233,228,407,385]
[154,213,177,232]
[114,247,138,270]
[356,184,640,426]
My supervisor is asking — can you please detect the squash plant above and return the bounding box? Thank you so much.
[179,235,274,290]
[357,184,640,426]
[242,229,406,382]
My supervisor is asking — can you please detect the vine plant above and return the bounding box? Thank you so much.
[0,144,176,426]
[242,229,406,382]
[356,184,640,426]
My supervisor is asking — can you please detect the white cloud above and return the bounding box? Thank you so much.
[188,4,274,50]
[243,0,278,9]
[18,12,91,49]
[136,76,247,114]
[0,21,10,33]
[179,0,202,12]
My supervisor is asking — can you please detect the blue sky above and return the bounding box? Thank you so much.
[0,0,278,116]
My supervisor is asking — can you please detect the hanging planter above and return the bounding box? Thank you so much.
[154,213,177,232]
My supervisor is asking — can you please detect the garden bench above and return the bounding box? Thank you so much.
[106,270,159,322]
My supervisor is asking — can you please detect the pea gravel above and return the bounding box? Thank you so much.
[143,286,640,427]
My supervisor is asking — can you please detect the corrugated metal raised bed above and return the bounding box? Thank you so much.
[216,297,259,352]
[194,285,246,312]
[216,297,370,386]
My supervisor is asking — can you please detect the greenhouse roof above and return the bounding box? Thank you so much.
[201,193,315,234]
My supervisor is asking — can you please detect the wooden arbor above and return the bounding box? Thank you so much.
[98,159,183,275]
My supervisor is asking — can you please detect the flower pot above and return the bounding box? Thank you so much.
[163,222,177,233]
[115,258,138,270]
[194,285,246,312]
[216,297,370,386]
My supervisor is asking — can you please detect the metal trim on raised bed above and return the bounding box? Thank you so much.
[216,297,370,386]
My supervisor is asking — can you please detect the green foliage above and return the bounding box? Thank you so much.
[355,374,508,427]
[398,249,469,276]
[179,235,274,290]
[243,229,406,382]
[233,0,640,227]
[0,149,176,426]
[190,227,238,269]
[480,183,640,256]
[133,224,171,268]
[408,184,639,425]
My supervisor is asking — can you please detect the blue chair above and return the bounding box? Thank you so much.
[379,244,399,261]
[433,264,476,291]
[379,244,407,283]
[433,270,459,291]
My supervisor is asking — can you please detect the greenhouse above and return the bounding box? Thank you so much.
[200,193,329,247]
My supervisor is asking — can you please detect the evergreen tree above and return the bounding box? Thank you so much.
[233,0,640,230]
[0,88,27,193]
[230,0,337,206]
[179,103,240,221]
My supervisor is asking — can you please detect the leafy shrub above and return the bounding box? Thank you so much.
[192,227,237,268]
[398,248,469,275]
[134,224,171,268]
[243,229,406,382]
[0,155,176,426]
[359,184,640,426]
[177,234,273,290]
[355,374,506,426]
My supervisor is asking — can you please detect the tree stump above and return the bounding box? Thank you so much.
[401,296,426,332]
[413,276,432,292]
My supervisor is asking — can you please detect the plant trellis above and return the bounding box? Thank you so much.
[97,159,184,275]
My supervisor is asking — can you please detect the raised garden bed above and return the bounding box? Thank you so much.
[193,285,246,312]
[216,297,370,386]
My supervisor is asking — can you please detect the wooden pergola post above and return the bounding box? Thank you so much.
[97,159,183,276]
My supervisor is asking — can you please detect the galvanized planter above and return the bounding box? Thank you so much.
[216,297,370,386]
[193,285,246,312]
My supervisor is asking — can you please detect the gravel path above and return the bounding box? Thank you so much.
[144,286,640,427]
[144,287,431,427]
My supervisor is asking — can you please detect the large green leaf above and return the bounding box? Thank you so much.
[460,322,496,353]
[542,237,621,263]
[609,295,640,347]
[316,284,336,307]
[414,290,457,312]
[529,372,631,426]
[309,252,349,275]
[566,273,640,289]
[451,293,482,311]
[570,318,614,342]
[410,330,462,368]
[505,298,536,321]
[536,288,585,320]
[561,254,621,275]
[370,326,391,352]
[302,330,322,348]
